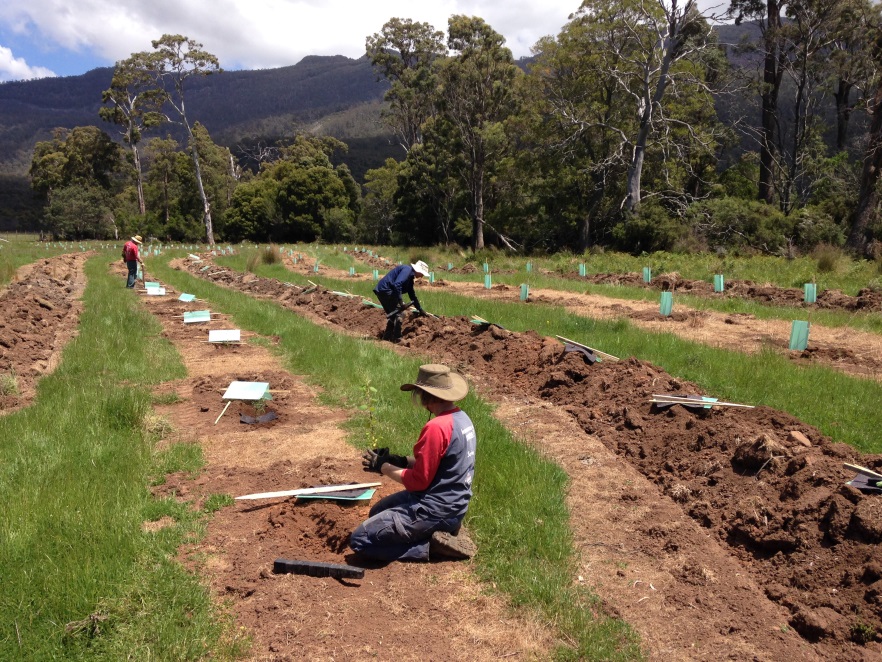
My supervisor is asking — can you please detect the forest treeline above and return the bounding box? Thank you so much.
[25,0,882,257]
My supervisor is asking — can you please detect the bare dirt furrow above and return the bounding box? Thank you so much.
[123,264,555,662]
[0,253,88,414]
[169,254,882,660]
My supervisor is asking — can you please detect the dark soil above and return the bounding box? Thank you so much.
[0,253,87,413]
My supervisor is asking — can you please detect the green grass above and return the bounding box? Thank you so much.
[151,254,643,660]
[0,256,247,660]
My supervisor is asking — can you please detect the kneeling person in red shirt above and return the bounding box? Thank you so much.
[349,364,477,561]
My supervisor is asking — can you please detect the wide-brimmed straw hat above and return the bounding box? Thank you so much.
[131,235,143,244]
[411,260,429,278]
[400,364,468,402]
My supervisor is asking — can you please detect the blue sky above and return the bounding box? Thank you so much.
[0,0,730,83]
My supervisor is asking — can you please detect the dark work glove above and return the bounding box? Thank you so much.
[362,448,407,472]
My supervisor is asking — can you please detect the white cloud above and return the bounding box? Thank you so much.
[0,0,583,75]
[0,45,55,81]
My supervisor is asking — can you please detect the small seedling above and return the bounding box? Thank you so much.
[850,620,876,645]
[358,379,381,449]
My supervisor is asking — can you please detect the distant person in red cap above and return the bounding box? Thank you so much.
[373,260,429,341]
[122,235,144,288]
[349,364,477,562]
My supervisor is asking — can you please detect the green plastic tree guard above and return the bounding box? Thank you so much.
[714,274,724,292]
[789,321,810,350]
[804,283,817,304]
[484,274,492,289]
[643,267,652,283]
[660,291,673,316]
[520,284,529,301]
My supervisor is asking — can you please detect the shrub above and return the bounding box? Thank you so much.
[794,207,846,249]
[611,201,691,254]
[687,197,795,254]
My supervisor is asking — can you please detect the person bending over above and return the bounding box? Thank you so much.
[373,260,429,341]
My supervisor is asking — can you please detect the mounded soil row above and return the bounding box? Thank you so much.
[0,253,88,413]
[170,253,882,660]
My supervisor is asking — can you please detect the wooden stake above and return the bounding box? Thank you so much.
[214,401,232,424]
[236,482,382,500]
[556,335,620,361]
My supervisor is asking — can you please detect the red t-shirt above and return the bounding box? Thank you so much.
[123,241,140,262]
[401,411,455,492]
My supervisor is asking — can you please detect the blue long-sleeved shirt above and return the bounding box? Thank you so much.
[374,265,421,308]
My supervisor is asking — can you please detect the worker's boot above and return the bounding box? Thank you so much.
[382,318,396,341]
[429,528,477,560]
[390,315,403,342]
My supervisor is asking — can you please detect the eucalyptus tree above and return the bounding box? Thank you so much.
[847,25,882,252]
[99,54,165,215]
[29,126,126,239]
[140,34,222,244]
[729,0,788,204]
[528,17,636,250]
[366,18,447,152]
[435,15,521,250]
[535,0,724,221]
[827,0,879,151]
[30,126,124,201]
[773,0,841,213]
[730,0,876,212]
[225,135,359,243]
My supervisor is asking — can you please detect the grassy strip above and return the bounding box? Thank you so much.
[153,255,643,660]
[212,255,882,453]
[0,234,72,286]
[0,256,246,660]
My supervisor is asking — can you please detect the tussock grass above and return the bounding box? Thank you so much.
[0,370,18,396]
[152,255,643,660]
[0,257,246,660]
